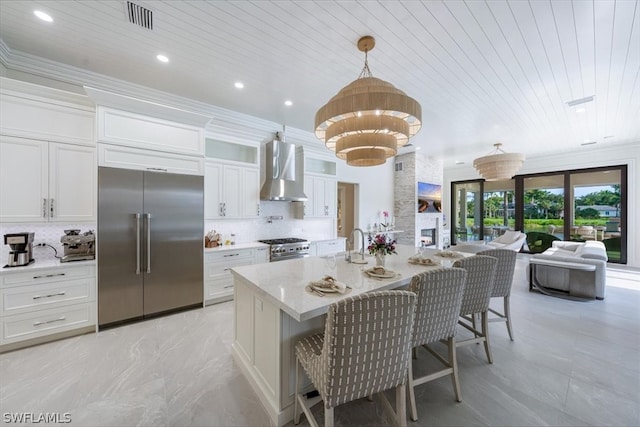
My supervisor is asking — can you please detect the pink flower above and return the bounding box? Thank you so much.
[383,211,389,218]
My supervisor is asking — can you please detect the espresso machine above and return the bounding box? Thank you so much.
[4,232,35,267]
[60,229,95,262]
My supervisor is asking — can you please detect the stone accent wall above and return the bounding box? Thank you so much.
[394,151,444,247]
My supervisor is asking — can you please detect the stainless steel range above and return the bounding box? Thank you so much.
[258,238,310,262]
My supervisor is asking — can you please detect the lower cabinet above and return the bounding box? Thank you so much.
[311,238,346,257]
[205,246,269,304]
[0,263,96,351]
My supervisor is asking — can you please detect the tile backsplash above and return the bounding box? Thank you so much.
[205,201,335,244]
[1,201,336,265]
[0,223,96,263]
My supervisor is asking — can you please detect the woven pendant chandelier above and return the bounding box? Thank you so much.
[473,143,525,181]
[315,36,422,167]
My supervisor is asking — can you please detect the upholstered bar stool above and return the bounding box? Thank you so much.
[478,248,517,341]
[452,255,497,364]
[294,290,417,427]
[407,268,467,421]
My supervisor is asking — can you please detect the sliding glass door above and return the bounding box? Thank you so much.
[483,180,516,241]
[520,174,565,253]
[451,165,627,263]
[569,168,625,263]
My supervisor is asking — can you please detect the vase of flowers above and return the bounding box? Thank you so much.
[367,234,397,267]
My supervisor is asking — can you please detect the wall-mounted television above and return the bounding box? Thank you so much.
[418,182,442,213]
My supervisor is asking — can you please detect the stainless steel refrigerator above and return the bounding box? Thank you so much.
[97,167,203,327]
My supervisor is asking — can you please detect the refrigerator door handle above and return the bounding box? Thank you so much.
[145,213,152,273]
[135,213,141,275]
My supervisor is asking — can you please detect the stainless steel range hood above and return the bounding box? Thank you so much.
[260,132,307,202]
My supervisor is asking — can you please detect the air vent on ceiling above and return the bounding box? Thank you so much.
[126,1,153,30]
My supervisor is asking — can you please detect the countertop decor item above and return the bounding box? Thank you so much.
[473,143,525,181]
[367,233,397,267]
[314,35,422,167]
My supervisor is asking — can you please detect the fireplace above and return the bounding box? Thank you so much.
[420,228,436,247]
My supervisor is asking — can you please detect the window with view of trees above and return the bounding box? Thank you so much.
[451,165,626,263]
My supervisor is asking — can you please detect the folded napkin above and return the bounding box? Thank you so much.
[435,250,463,258]
[310,275,347,293]
[408,255,437,265]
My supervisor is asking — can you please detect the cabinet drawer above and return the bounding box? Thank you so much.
[205,248,254,262]
[1,278,95,316]
[2,303,95,344]
[316,240,345,256]
[1,265,95,288]
[205,276,234,302]
[205,257,254,277]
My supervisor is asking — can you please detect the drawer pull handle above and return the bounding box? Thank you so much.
[223,254,239,257]
[223,285,233,289]
[146,167,168,172]
[223,268,231,271]
[33,316,66,326]
[32,273,66,279]
[33,291,66,300]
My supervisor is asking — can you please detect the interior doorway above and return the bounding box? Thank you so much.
[337,182,358,239]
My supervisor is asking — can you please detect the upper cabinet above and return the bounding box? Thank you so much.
[0,135,96,223]
[96,107,205,175]
[204,139,260,219]
[0,78,97,223]
[298,157,337,218]
[0,77,95,146]
[96,107,204,156]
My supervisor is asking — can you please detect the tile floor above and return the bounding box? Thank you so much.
[1,255,639,426]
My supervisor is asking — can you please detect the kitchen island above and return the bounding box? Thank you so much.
[230,245,461,426]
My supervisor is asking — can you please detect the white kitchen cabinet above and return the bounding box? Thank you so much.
[254,246,269,264]
[97,107,204,156]
[98,143,204,176]
[204,161,260,219]
[312,239,345,257]
[0,135,96,223]
[302,175,337,218]
[0,76,95,146]
[204,246,267,304]
[0,263,96,350]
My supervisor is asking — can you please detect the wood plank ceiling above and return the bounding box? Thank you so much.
[0,0,638,164]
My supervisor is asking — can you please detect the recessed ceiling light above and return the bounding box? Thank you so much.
[234,82,244,89]
[156,54,169,63]
[284,100,293,106]
[34,10,53,22]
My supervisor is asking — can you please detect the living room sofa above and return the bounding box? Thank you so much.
[456,230,526,254]
[529,240,608,299]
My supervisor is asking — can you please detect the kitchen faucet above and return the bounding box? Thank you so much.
[345,228,365,263]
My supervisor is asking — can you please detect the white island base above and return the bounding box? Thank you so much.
[230,246,457,426]
[232,277,324,426]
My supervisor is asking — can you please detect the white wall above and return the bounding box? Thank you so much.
[444,142,640,268]
[337,160,395,232]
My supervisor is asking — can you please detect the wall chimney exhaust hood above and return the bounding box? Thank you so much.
[260,132,307,202]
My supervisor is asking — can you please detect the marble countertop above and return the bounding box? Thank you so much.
[231,245,461,322]
[0,258,96,275]
[204,242,269,252]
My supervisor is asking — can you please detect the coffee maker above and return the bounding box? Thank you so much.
[60,229,95,262]
[4,232,35,267]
